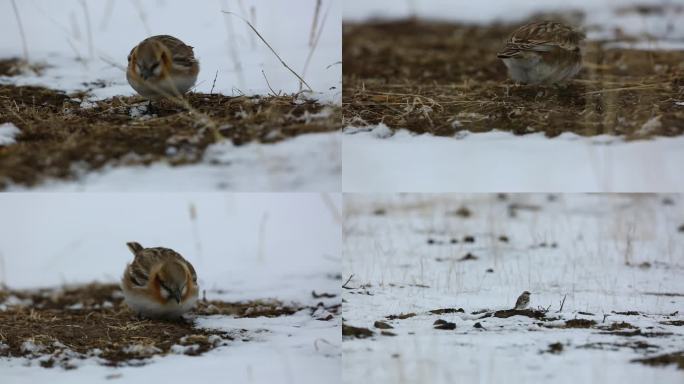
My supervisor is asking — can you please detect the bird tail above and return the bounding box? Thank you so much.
[126,242,144,255]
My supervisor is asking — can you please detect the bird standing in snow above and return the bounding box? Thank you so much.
[514,291,531,310]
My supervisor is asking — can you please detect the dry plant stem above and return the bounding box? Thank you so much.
[321,193,342,224]
[79,0,94,59]
[300,0,330,91]
[222,11,314,92]
[262,70,279,96]
[210,70,219,94]
[10,0,29,62]
[557,294,567,313]
[237,0,256,49]
[257,213,269,262]
[220,1,246,88]
[249,7,257,49]
[342,274,355,289]
[309,0,322,48]
[130,0,152,36]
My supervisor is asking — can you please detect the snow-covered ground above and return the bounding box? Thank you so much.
[0,0,341,191]
[343,129,684,192]
[0,193,342,383]
[342,0,684,192]
[343,194,684,384]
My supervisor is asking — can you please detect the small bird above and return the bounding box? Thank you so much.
[514,291,531,310]
[497,21,585,85]
[126,35,200,102]
[121,242,199,319]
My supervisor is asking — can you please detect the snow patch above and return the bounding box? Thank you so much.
[0,123,21,146]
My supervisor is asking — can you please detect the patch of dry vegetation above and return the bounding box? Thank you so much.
[0,80,340,189]
[343,17,684,138]
[0,283,311,368]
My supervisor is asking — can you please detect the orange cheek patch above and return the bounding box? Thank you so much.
[150,276,167,304]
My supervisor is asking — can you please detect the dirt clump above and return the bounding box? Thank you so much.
[0,283,304,368]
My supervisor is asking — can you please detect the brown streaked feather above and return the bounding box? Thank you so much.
[124,243,197,286]
[498,21,584,58]
[150,35,198,67]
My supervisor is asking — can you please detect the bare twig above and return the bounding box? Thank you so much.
[261,70,279,96]
[10,0,29,61]
[222,11,314,92]
[557,294,567,313]
[210,70,219,94]
[342,274,354,289]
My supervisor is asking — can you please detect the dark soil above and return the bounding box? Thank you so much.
[0,80,340,189]
[374,321,393,329]
[433,319,456,330]
[563,319,597,328]
[386,312,416,320]
[545,342,564,354]
[0,283,308,369]
[633,351,684,370]
[343,17,684,138]
[481,308,549,320]
[342,324,374,339]
[429,308,464,315]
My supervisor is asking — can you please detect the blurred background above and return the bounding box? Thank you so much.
[0,193,341,301]
[1,0,341,99]
[344,0,684,48]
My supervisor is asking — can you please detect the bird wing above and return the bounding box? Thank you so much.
[498,21,584,58]
[153,35,198,68]
[125,243,196,286]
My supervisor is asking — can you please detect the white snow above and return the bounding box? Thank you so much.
[343,129,684,192]
[9,132,341,192]
[0,193,341,383]
[343,194,684,384]
[0,123,21,146]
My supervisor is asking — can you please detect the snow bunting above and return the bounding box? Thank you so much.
[497,21,584,85]
[126,35,200,99]
[121,242,199,319]
[514,291,531,310]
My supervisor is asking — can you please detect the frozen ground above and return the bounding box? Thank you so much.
[343,194,684,384]
[0,193,342,384]
[0,0,341,191]
[342,0,684,192]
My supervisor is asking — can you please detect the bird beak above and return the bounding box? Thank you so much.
[173,290,181,304]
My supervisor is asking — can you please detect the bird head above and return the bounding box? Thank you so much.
[156,261,188,304]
